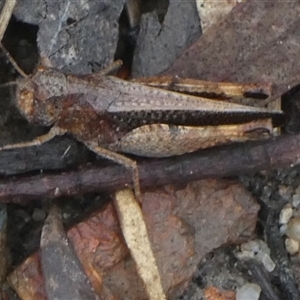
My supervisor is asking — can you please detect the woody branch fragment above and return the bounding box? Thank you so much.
[0,133,299,203]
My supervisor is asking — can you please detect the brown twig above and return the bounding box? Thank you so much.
[0,133,300,204]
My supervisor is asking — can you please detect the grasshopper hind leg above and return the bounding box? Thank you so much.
[83,141,141,202]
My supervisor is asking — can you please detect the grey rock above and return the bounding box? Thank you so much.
[132,0,201,77]
[15,0,126,73]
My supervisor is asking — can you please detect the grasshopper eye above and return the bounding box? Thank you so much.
[17,89,35,121]
[37,68,67,97]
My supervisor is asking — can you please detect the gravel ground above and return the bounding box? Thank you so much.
[1,1,300,299]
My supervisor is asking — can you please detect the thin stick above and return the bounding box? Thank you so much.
[0,43,27,77]
[114,189,166,300]
[0,0,16,41]
[1,133,300,204]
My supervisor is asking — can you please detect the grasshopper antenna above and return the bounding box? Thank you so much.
[0,81,18,89]
[0,43,27,89]
[0,43,28,78]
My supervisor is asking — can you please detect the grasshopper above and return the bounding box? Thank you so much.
[0,0,283,202]
[1,58,283,299]
[0,56,283,200]
[0,2,284,299]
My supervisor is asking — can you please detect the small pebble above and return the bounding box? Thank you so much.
[236,250,255,260]
[285,238,299,255]
[32,208,46,222]
[241,240,260,253]
[278,185,294,201]
[236,283,261,300]
[279,204,293,224]
[280,224,288,235]
[293,209,300,219]
[286,218,300,241]
[256,251,275,272]
[295,186,300,195]
[262,185,272,199]
[292,194,300,208]
[238,240,274,272]
[15,209,31,223]
[256,240,270,255]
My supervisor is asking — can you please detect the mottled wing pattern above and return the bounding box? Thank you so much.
[82,76,283,126]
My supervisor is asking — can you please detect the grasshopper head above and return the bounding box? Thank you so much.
[15,66,67,126]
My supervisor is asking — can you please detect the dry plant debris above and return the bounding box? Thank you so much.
[204,286,235,300]
[7,179,259,299]
[114,189,166,300]
[166,0,300,97]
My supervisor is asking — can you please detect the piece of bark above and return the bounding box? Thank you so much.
[140,180,259,298]
[7,179,259,299]
[0,137,88,176]
[66,203,130,298]
[40,206,100,300]
[165,0,300,97]
[7,252,46,300]
[0,133,300,204]
[203,286,236,300]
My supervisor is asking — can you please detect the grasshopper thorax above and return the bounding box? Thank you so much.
[15,66,67,126]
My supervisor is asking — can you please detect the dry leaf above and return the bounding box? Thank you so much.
[166,0,300,97]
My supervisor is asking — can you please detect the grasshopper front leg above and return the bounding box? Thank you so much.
[0,127,66,150]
